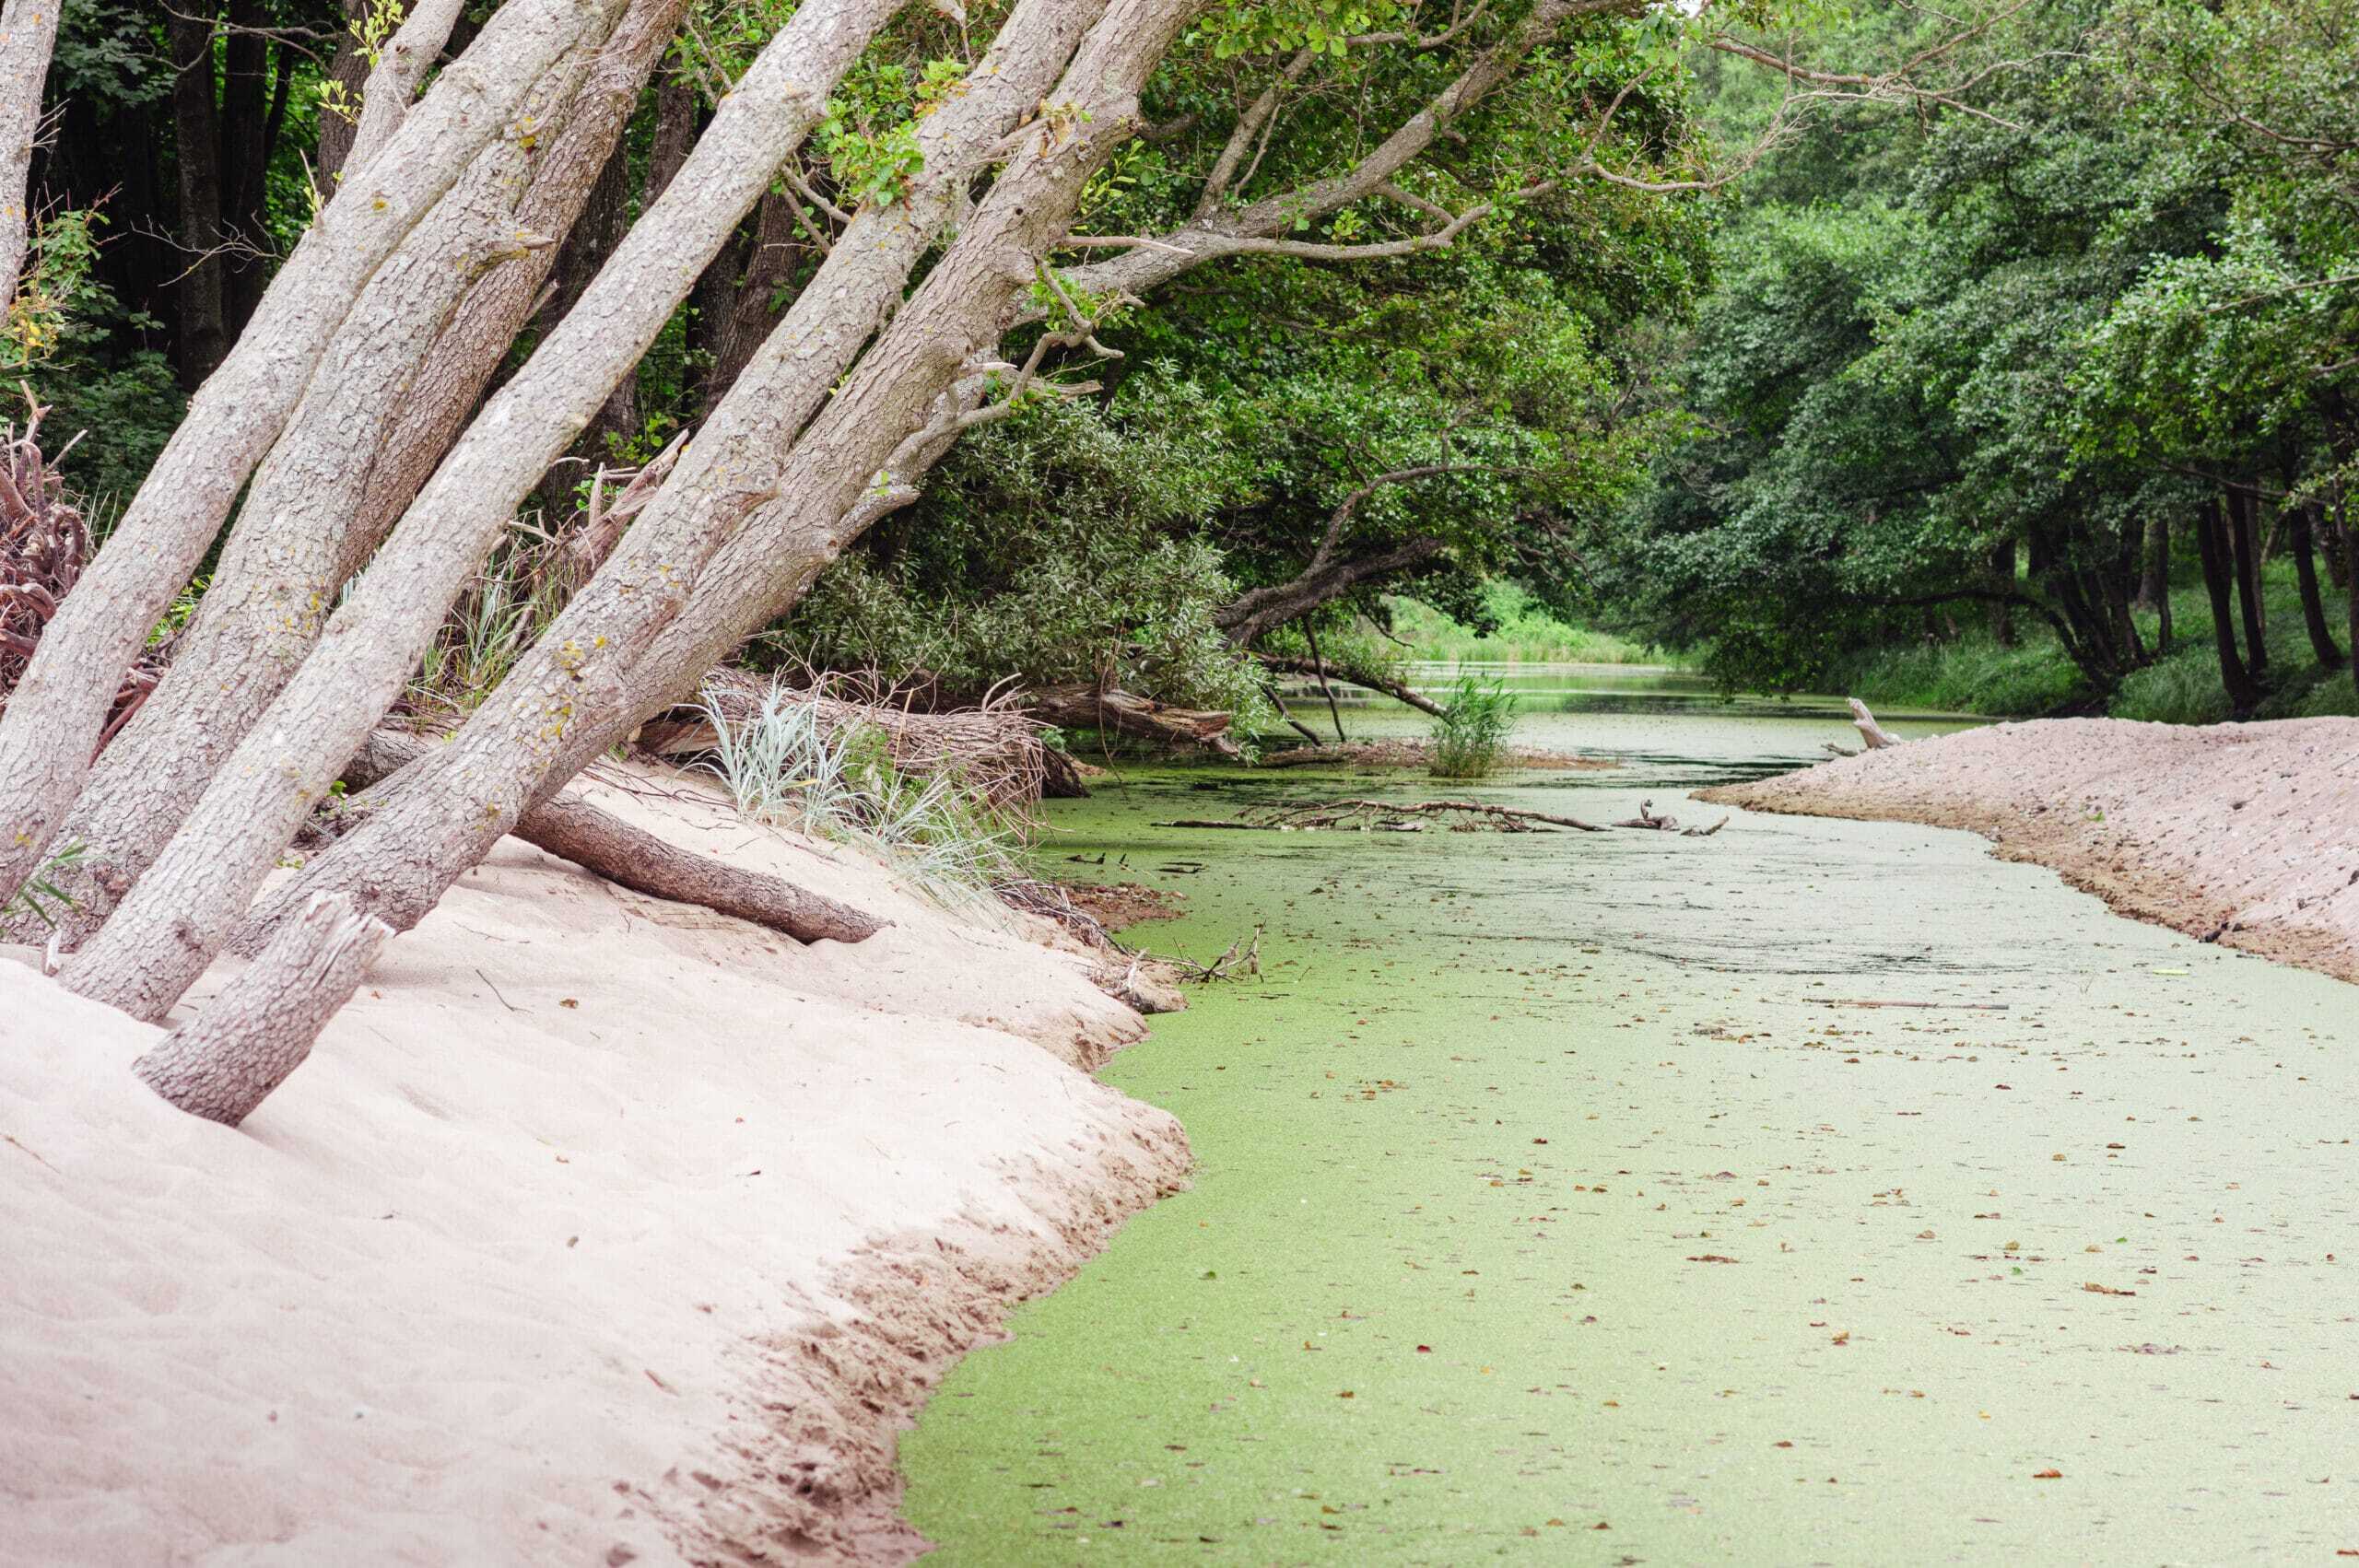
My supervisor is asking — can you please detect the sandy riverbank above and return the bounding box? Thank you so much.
[0,763,1190,1563]
[1700,715,2359,984]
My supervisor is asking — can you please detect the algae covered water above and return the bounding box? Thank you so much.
[900,693,2359,1562]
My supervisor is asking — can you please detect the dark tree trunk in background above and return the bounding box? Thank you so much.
[218,1,268,329]
[314,0,370,193]
[2195,497,2264,717]
[2290,508,2342,672]
[1988,540,2015,646]
[2226,486,2267,676]
[646,71,698,206]
[702,190,806,408]
[534,138,640,516]
[168,8,230,388]
[2344,510,2359,699]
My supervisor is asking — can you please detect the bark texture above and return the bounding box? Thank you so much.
[37,0,669,942]
[0,0,61,307]
[130,892,392,1127]
[0,0,604,906]
[254,0,1118,936]
[63,0,899,1021]
[346,0,469,179]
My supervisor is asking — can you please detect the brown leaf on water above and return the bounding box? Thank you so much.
[2033,1469,2062,1480]
[2083,1281,2136,1296]
[1830,1331,1850,1346]
[1687,1254,1740,1264]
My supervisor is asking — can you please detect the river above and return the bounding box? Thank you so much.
[899,671,2359,1562]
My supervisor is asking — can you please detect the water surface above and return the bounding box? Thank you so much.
[901,696,2356,1562]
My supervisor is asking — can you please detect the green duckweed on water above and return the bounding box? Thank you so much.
[900,695,2359,1563]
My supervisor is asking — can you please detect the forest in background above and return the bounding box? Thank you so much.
[7,0,2355,738]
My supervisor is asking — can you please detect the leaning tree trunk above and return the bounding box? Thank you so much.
[240,0,1180,942]
[0,0,62,308]
[28,0,683,943]
[130,893,392,1127]
[61,0,901,1022]
[0,0,603,906]
[345,0,468,179]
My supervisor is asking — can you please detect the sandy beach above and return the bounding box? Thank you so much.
[0,765,1189,1564]
[1702,716,2359,984]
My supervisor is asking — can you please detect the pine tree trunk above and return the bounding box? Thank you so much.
[61,0,900,1021]
[0,0,605,907]
[0,0,63,308]
[130,893,391,1127]
[245,0,1127,937]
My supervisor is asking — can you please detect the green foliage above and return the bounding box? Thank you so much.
[1427,673,1513,778]
[1384,583,1671,665]
[783,386,1274,724]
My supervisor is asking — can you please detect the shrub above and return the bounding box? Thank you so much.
[1428,674,1514,779]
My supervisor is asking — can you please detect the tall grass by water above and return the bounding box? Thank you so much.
[1427,674,1515,778]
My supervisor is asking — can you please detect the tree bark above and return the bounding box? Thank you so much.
[131,892,392,1127]
[311,0,370,196]
[346,0,469,179]
[2291,506,2342,672]
[62,0,900,1021]
[0,0,62,308]
[2227,485,2267,675]
[168,6,231,387]
[0,0,607,907]
[31,32,624,944]
[2194,496,2263,717]
[242,0,1122,941]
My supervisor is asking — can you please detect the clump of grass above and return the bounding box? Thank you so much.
[693,680,1021,914]
[1428,674,1514,779]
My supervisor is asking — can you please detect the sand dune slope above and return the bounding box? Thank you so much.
[0,766,1190,1564]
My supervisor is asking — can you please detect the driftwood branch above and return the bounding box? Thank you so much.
[1848,697,1901,751]
[133,892,393,1126]
[1157,796,1732,838]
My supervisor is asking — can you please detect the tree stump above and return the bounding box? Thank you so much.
[132,892,392,1127]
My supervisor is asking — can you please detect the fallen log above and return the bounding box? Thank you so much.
[1023,683,1244,758]
[1158,797,1609,833]
[243,729,887,950]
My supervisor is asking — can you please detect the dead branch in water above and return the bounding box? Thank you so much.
[1848,697,1901,750]
[1803,999,2011,1011]
[1159,796,1731,837]
[1165,925,1261,982]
